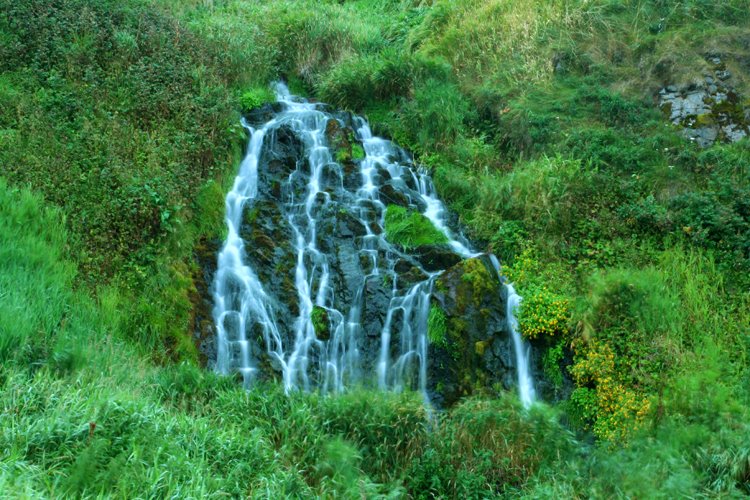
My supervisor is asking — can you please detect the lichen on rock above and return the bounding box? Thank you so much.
[659,56,749,147]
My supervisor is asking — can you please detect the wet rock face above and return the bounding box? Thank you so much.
[428,256,516,406]
[207,95,524,405]
[659,56,749,147]
[192,237,222,369]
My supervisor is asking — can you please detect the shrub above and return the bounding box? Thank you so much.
[518,286,570,341]
[239,86,273,112]
[406,396,575,497]
[399,78,475,149]
[570,266,685,440]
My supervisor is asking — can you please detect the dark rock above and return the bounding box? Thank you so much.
[243,103,276,126]
[427,255,513,406]
[337,210,367,238]
[380,183,410,207]
[193,238,221,368]
[412,244,462,272]
[268,126,304,169]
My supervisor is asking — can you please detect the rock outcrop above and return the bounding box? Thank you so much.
[659,56,749,147]
[201,94,539,405]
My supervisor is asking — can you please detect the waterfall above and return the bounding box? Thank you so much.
[212,84,536,405]
[489,255,536,407]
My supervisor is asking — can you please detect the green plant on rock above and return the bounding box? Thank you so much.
[384,205,448,249]
[335,148,351,164]
[311,306,330,341]
[543,341,565,389]
[352,143,365,160]
[428,305,448,349]
[239,86,273,112]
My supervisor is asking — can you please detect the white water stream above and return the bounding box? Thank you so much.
[213,84,535,406]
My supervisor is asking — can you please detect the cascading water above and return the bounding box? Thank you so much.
[212,84,536,405]
[489,255,536,407]
[506,285,537,407]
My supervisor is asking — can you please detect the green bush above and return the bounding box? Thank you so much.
[406,396,575,497]
[239,86,273,112]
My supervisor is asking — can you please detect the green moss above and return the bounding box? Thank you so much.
[311,306,330,341]
[384,205,448,249]
[458,259,497,309]
[474,340,491,356]
[335,148,352,164]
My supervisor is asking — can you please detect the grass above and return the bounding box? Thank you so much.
[384,205,448,249]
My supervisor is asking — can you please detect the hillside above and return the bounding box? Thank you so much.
[1,0,748,497]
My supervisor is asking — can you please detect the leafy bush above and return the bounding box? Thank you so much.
[519,286,570,341]
[239,86,273,112]
[570,266,686,440]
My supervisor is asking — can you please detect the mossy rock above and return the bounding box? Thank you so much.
[311,306,330,341]
[326,118,366,164]
[427,255,514,406]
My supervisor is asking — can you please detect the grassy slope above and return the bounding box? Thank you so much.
[1,0,749,496]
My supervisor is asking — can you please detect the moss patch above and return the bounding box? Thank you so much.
[352,143,366,160]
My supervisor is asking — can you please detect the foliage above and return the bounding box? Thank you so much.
[384,204,448,249]
[2,0,750,496]
[542,342,565,389]
[427,305,448,348]
[405,396,576,497]
[239,86,274,112]
[311,305,330,341]
[518,287,570,341]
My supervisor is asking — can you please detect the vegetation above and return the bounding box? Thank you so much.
[311,305,330,341]
[384,204,449,249]
[427,305,448,349]
[1,0,749,496]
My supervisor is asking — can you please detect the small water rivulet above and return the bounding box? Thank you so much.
[212,84,536,406]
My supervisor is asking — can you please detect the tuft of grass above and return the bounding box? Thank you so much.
[427,305,448,348]
[384,205,448,249]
